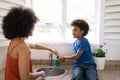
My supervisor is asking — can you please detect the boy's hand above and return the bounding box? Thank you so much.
[58,56,65,62]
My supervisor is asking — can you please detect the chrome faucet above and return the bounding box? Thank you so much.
[49,53,53,66]
[49,53,60,67]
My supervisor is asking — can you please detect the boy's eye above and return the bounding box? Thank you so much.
[73,28,78,31]
[72,29,76,32]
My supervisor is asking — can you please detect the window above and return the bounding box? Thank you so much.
[29,0,98,43]
[28,24,62,42]
[32,0,62,24]
[67,0,95,24]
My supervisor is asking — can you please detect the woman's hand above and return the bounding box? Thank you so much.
[50,49,58,56]
[39,71,46,79]
[58,56,65,62]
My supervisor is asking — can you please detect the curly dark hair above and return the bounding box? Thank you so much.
[2,7,38,39]
[71,19,89,36]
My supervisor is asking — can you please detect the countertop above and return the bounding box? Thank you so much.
[0,65,120,80]
[33,65,120,80]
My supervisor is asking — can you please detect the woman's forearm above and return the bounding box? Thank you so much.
[29,43,52,51]
[29,72,40,80]
[35,44,52,51]
[29,72,43,80]
[29,43,58,55]
[20,72,44,80]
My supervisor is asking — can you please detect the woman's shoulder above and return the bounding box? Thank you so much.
[16,42,30,53]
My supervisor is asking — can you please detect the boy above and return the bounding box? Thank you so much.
[58,19,98,80]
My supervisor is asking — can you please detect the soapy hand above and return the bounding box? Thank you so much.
[58,56,65,62]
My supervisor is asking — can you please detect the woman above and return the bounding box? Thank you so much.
[2,7,58,80]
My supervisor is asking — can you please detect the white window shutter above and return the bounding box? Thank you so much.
[104,0,120,40]
[103,0,120,60]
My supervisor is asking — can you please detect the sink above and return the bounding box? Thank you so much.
[35,67,67,80]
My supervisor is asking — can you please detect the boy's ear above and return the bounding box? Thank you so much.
[81,30,84,35]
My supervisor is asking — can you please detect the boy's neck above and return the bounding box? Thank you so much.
[77,36,83,40]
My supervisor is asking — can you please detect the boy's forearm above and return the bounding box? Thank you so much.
[64,51,83,60]
[64,55,77,60]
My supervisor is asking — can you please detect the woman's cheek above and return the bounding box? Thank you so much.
[29,31,33,36]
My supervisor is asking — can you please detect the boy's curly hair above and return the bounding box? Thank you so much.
[71,19,89,36]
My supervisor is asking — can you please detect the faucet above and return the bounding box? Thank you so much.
[49,53,60,67]
[49,53,53,66]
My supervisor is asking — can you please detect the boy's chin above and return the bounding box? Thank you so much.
[73,36,77,38]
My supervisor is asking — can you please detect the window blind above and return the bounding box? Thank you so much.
[104,0,120,40]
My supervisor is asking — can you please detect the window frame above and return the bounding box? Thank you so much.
[30,0,100,43]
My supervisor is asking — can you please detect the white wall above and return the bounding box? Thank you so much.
[0,47,7,71]
[103,40,120,60]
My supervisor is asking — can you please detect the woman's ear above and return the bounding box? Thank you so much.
[29,28,35,36]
